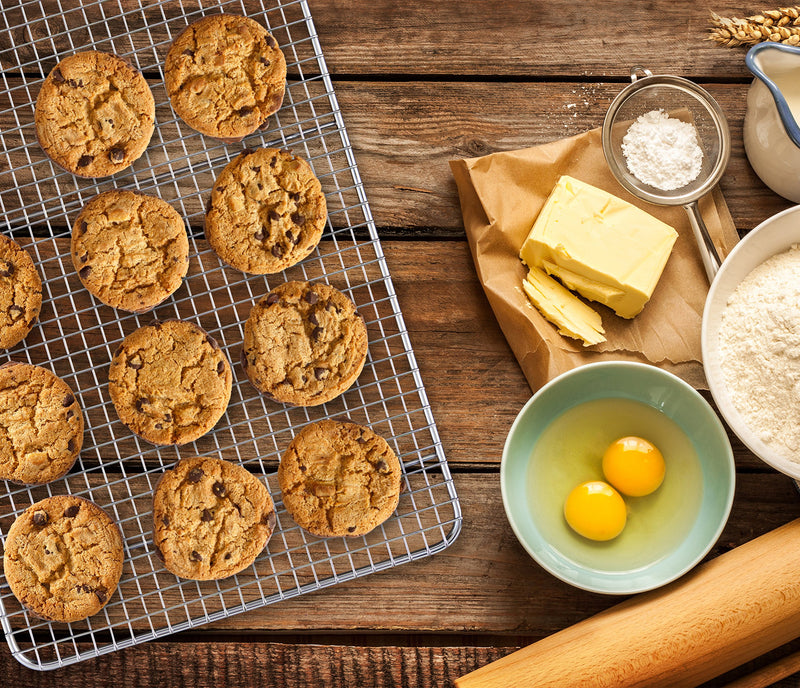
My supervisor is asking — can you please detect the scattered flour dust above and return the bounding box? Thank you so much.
[621,109,703,191]
[719,245,800,460]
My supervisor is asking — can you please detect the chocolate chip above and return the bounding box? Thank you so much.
[162,514,169,527]
[266,292,280,305]
[95,588,107,604]
[314,367,326,380]
[79,253,88,264]
[266,35,277,48]
[80,220,88,233]
[347,526,356,533]
[299,465,307,472]
[224,552,232,560]
[51,68,64,84]
[212,481,226,498]
[155,423,162,429]
[187,468,203,483]
[163,412,172,422]
[0,262,14,277]
[375,460,388,473]
[127,357,143,370]
[290,192,301,202]
[189,550,202,562]
[109,146,125,163]
[285,230,294,243]
[206,334,220,350]
[270,156,278,168]
[271,244,284,258]
[66,408,74,420]
[67,438,76,453]
[61,393,75,407]
[311,326,322,340]
[291,213,305,225]
[32,510,48,526]
[267,209,280,222]
[238,106,253,117]
[263,510,277,529]
[254,229,266,242]
[135,397,148,412]
[64,504,80,518]
[79,265,92,279]
[77,155,93,167]
[182,49,194,57]
[304,291,319,305]
[216,360,225,375]
[200,508,213,522]
[308,312,318,326]
[67,78,82,88]
[260,57,271,66]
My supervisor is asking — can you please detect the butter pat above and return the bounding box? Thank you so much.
[519,175,678,318]
[522,268,605,347]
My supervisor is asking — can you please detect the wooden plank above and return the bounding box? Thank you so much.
[0,0,759,79]
[0,80,789,235]
[3,639,800,688]
[2,471,796,638]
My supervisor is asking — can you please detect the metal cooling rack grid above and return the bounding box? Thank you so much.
[0,0,461,671]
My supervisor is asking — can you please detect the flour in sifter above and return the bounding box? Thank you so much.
[621,109,703,191]
[718,245,800,462]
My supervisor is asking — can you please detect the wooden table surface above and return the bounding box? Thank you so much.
[5,0,800,686]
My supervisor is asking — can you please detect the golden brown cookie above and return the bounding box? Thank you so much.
[108,320,232,445]
[0,235,42,349]
[164,14,286,141]
[152,456,276,580]
[35,51,155,178]
[278,420,402,537]
[71,190,189,312]
[3,495,124,623]
[242,281,368,406]
[205,148,327,274]
[0,363,83,485]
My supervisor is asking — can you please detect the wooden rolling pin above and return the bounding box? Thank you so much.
[456,518,800,688]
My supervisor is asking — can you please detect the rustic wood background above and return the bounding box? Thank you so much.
[3,0,800,686]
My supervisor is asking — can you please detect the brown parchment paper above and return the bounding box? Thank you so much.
[449,127,739,392]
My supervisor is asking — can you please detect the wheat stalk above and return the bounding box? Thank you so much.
[708,7,800,47]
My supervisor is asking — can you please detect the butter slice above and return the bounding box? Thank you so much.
[522,267,605,347]
[519,175,678,319]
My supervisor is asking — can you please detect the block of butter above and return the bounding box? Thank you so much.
[522,267,605,346]
[519,175,678,319]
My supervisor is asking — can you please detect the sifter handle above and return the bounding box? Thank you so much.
[684,199,722,282]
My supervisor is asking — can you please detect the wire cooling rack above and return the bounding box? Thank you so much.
[0,0,461,671]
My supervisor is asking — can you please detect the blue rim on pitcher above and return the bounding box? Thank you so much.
[746,42,800,148]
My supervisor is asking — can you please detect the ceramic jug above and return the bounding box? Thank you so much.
[744,43,800,203]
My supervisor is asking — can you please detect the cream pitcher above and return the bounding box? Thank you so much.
[744,43,800,203]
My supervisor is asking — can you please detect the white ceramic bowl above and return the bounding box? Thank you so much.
[702,205,800,479]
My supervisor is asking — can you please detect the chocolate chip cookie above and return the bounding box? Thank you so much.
[71,190,189,312]
[3,495,124,623]
[0,235,42,349]
[108,320,232,446]
[0,363,83,485]
[205,148,327,274]
[278,420,402,537]
[35,51,155,178]
[242,281,368,406]
[153,456,276,580]
[164,14,286,141]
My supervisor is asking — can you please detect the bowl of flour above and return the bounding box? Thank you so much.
[702,205,800,478]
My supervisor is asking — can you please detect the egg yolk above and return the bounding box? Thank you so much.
[564,480,627,541]
[602,436,665,497]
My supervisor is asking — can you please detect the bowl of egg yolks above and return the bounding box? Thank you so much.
[501,361,735,595]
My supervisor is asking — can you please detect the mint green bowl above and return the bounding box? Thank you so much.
[501,361,735,595]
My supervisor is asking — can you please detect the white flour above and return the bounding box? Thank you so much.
[621,110,703,191]
[718,245,800,461]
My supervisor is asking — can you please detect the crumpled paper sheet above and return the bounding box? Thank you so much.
[449,127,739,392]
